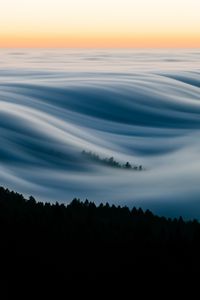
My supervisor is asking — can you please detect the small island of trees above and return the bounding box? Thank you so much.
[81,150,143,170]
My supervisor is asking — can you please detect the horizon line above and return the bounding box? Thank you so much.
[0,46,200,50]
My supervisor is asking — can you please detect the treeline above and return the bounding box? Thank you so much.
[82,150,143,170]
[0,186,200,289]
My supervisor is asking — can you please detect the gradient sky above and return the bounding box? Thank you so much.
[0,0,200,48]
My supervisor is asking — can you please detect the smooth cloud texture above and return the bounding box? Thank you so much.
[0,49,200,218]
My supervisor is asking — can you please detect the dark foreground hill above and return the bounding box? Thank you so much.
[0,186,200,294]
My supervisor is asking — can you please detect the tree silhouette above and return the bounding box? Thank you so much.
[124,162,131,169]
[0,185,199,286]
[81,150,143,171]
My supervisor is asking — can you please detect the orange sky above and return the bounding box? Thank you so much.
[0,0,200,48]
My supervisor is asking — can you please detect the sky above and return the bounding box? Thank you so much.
[0,0,200,48]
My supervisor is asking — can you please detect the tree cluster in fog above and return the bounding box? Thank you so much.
[82,150,143,170]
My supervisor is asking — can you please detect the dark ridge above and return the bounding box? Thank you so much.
[0,186,199,292]
[81,150,143,170]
